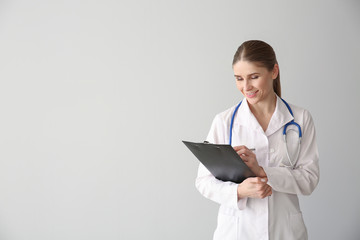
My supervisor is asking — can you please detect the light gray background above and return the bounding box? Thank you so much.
[0,0,359,239]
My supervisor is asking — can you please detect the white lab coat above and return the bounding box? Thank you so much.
[195,96,319,240]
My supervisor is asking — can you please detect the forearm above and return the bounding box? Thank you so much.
[263,163,319,195]
[255,166,267,178]
[196,163,247,210]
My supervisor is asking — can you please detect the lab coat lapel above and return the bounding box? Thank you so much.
[265,96,294,137]
[234,98,263,131]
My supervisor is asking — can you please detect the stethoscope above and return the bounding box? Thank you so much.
[229,98,302,169]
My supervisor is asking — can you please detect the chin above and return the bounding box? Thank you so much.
[245,97,259,105]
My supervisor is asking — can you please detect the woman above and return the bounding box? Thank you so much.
[195,40,319,240]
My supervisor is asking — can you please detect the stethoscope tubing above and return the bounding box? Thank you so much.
[229,98,302,169]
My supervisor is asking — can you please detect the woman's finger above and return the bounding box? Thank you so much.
[233,145,247,151]
[236,148,252,156]
[256,185,269,198]
[263,185,272,197]
[239,154,250,162]
[237,150,255,161]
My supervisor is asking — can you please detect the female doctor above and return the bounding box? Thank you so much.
[195,40,319,240]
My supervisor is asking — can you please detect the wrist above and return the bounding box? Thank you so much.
[237,184,245,200]
[257,167,267,177]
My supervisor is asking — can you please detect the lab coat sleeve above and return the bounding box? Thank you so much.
[263,110,320,195]
[195,114,248,210]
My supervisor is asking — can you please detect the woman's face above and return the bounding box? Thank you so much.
[233,60,278,106]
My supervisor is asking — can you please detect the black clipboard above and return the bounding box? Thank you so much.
[183,141,255,183]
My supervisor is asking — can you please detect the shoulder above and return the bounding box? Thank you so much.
[286,102,311,116]
[287,102,306,115]
[212,104,239,125]
[285,101,314,126]
[207,104,239,144]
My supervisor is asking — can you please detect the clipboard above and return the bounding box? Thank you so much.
[183,140,255,183]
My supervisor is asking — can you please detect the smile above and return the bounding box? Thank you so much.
[245,90,258,98]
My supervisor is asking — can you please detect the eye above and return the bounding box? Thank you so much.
[236,77,243,81]
[251,75,259,79]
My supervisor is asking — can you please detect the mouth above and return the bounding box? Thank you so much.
[245,90,259,98]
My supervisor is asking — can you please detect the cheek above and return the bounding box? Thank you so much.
[258,78,272,91]
[235,82,243,91]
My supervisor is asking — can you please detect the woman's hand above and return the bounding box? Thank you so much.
[233,145,266,177]
[237,177,272,199]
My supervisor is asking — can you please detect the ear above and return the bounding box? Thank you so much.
[272,63,279,80]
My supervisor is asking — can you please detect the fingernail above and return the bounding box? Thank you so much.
[261,178,266,183]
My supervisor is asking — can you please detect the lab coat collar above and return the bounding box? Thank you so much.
[265,95,294,136]
[235,95,294,136]
[235,98,260,131]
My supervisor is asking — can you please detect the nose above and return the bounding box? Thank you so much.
[244,79,252,91]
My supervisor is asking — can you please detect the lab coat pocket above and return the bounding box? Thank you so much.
[271,141,292,167]
[213,212,238,240]
[289,212,308,240]
[269,145,286,167]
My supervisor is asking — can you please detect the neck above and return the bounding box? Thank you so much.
[248,93,277,116]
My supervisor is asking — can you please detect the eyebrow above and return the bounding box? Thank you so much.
[234,72,260,77]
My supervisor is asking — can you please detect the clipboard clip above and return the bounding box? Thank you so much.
[203,141,220,149]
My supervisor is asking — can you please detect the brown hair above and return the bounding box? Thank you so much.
[232,40,281,97]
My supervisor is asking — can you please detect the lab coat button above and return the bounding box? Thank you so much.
[269,148,275,153]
